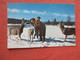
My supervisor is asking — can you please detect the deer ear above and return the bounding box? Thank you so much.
[22,18,25,23]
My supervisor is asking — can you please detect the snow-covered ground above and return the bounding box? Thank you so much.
[7,24,76,49]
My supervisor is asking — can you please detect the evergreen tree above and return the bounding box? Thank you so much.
[47,20,50,25]
[53,18,57,25]
[67,16,71,22]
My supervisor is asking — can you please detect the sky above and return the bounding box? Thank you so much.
[7,3,75,22]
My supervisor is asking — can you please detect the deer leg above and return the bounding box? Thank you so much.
[43,35,45,42]
[40,36,42,41]
[42,36,44,43]
[42,30,46,43]
[65,35,67,41]
[19,34,21,41]
[30,35,31,40]
[37,34,38,38]
[73,34,75,38]
[42,33,45,43]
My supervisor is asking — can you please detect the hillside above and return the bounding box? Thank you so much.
[8,18,29,24]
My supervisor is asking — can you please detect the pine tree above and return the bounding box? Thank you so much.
[67,16,71,22]
[47,20,50,25]
[53,18,57,25]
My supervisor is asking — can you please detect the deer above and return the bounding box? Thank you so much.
[28,29,34,42]
[59,22,75,41]
[8,18,26,41]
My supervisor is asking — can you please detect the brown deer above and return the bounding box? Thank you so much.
[59,22,75,41]
[8,18,25,41]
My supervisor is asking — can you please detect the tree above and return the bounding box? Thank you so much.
[66,16,73,25]
[52,18,57,25]
[67,16,71,22]
[53,18,56,22]
[47,20,50,25]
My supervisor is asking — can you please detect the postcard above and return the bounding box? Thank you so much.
[7,3,75,49]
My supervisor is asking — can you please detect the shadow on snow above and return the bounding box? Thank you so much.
[21,37,75,44]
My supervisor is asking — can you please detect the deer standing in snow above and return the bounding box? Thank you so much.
[8,18,25,41]
[59,22,75,41]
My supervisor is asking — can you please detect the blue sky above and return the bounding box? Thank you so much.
[7,3,75,22]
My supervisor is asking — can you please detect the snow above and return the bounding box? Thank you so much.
[8,24,21,26]
[64,25,75,28]
[7,24,76,49]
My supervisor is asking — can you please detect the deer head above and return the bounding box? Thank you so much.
[59,22,64,29]
[22,18,25,24]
